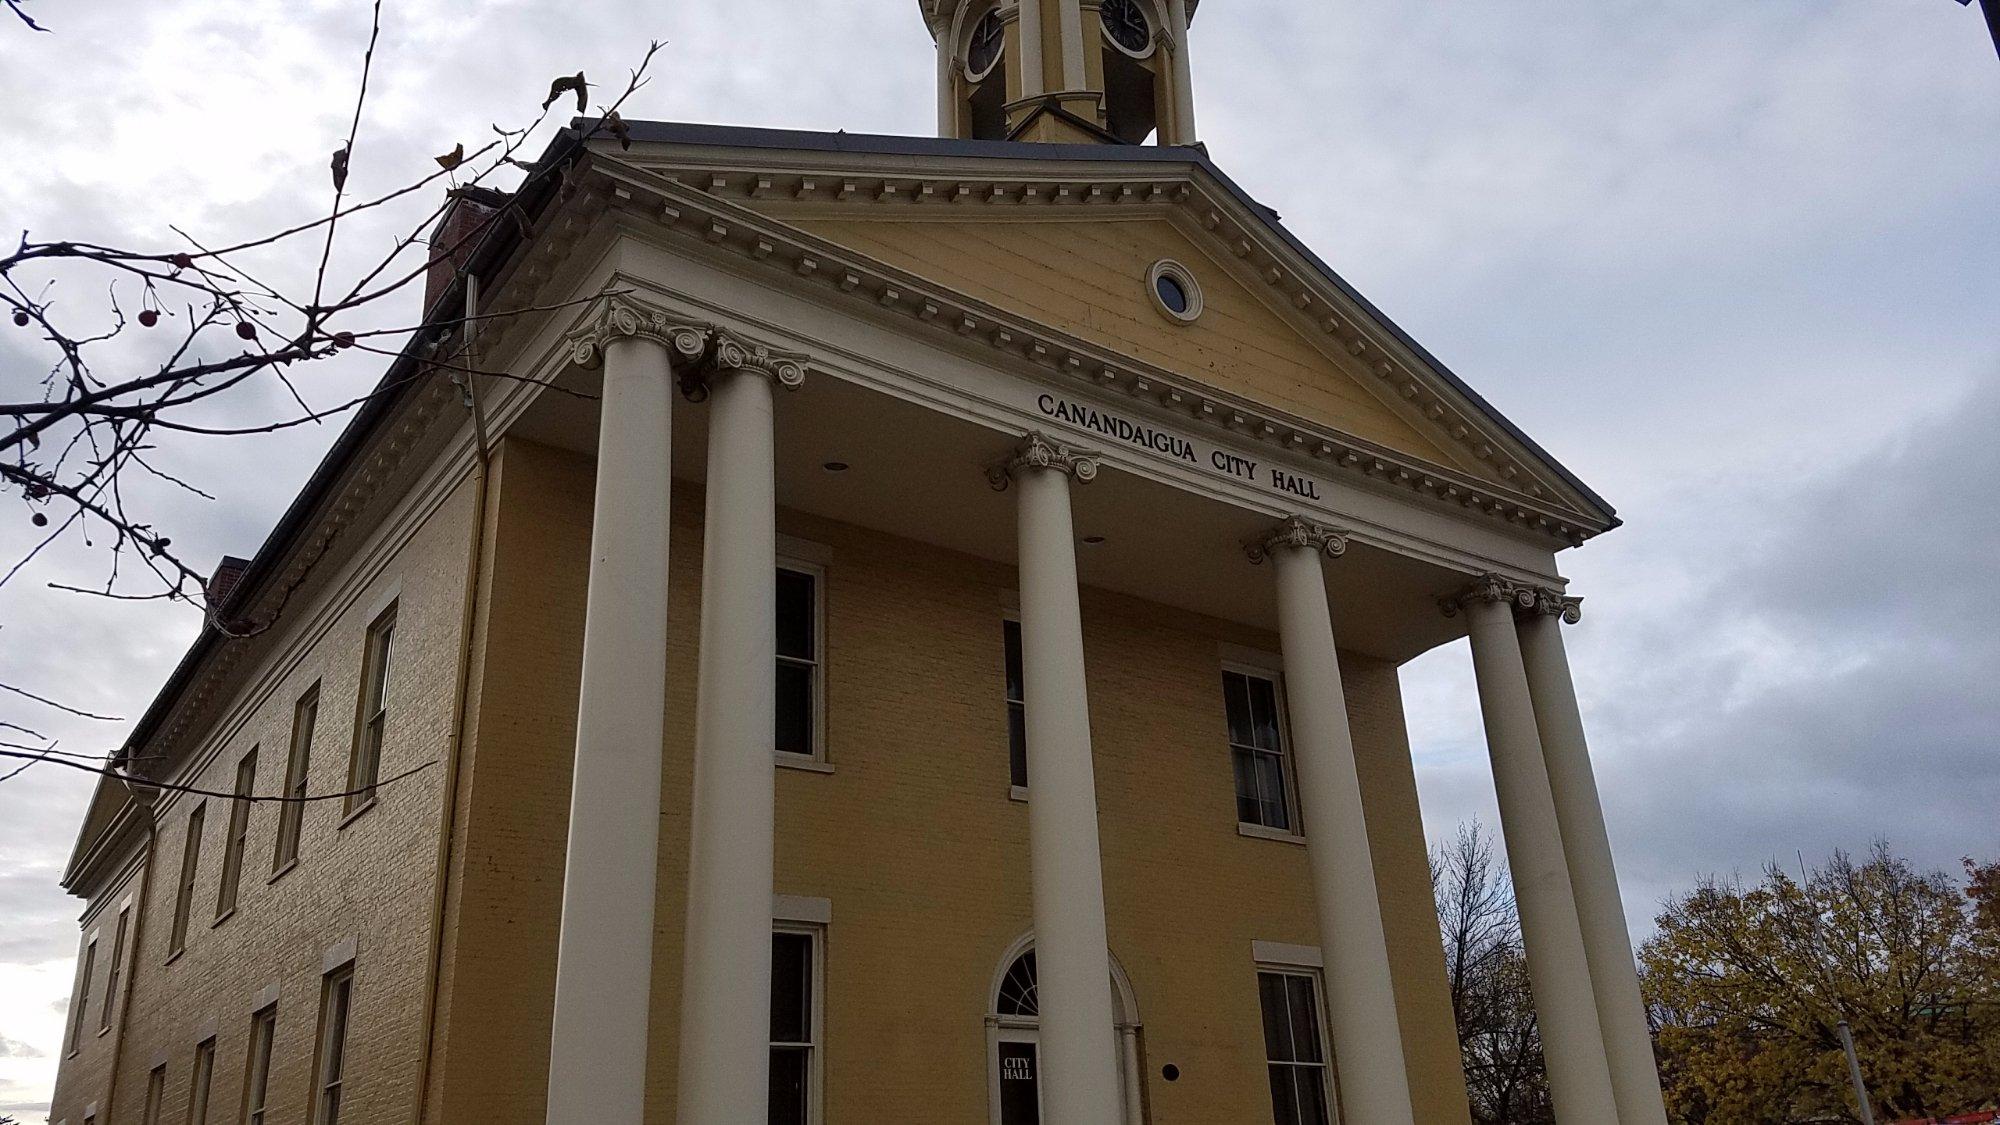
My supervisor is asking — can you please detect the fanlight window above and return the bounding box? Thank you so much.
[997,949,1039,1017]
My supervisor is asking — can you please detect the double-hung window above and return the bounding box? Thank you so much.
[187,1036,216,1125]
[242,1004,277,1125]
[1259,969,1334,1125]
[1002,619,1027,791]
[168,804,205,957]
[1224,669,1296,833]
[99,907,129,1033]
[67,936,95,1054]
[274,685,318,870]
[313,963,355,1125]
[347,604,397,812]
[216,748,257,918]
[141,1063,167,1125]
[769,927,821,1125]
[776,565,824,763]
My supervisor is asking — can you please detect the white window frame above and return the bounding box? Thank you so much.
[241,1003,277,1125]
[273,682,319,874]
[775,553,830,771]
[1001,612,1028,801]
[187,1035,217,1125]
[312,954,355,1125]
[99,905,130,1034]
[770,918,826,1125]
[1252,946,1341,1125]
[68,930,97,1056]
[1220,654,1305,843]
[215,746,258,921]
[345,600,398,815]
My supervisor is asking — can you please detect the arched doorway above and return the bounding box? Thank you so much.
[985,935,1145,1125]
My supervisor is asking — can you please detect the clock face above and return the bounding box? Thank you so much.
[1101,0,1152,53]
[968,10,1005,79]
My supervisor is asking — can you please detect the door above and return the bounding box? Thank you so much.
[996,1033,1041,1125]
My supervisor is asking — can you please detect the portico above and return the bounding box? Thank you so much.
[520,248,1651,1122]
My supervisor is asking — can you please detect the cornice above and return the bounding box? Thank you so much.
[986,430,1101,489]
[582,158,1606,550]
[1244,514,1349,565]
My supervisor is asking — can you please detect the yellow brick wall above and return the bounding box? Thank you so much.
[50,470,479,1125]
[434,437,1472,1124]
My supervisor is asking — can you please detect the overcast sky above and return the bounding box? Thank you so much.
[2,0,1997,1116]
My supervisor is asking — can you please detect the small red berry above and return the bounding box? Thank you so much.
[138,309,160,328]
[11,310,28,327]
[235,321,257,341]
[31,512,48,527]
[333,331,356,349]
[170,252,194,270]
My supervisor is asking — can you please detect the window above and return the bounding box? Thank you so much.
[1258,970,1333,1125]
[313,963,354,1125]
[216,749,257,918]
[242,1004,277,1125]
[1002,619,1027,790]
[99,908,129,1033]
[274,685,318,870]
[187,1036,216,1125]
[347,604,397,812]
[776,566,823,762]
[769,928,820,1125]
[1224,670,1295,832]
[169,804,204,956]
[141,1064,167,1125]
[67,936,96,1054]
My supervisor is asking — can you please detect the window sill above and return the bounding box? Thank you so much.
[775,754,834,775]
[1237,823,1306,846]
[337,798,378,830]
[210,907,236,930]
[97,1025,112,1038]
[267,858,299,886]
[1008,785,1029,803]
[163,948,185,969]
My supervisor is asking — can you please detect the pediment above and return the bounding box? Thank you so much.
[585,124,1617,543]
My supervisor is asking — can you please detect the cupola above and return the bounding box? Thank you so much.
[922,0,1200,145]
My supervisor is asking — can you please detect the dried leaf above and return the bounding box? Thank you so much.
[329,146,350,192]
[434,143,466,171]
[542,71,588,113]
[604,110,632,150]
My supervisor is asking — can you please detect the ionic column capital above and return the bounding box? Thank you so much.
[1526,586,1585,625]
[987,431,1100,491]
[1245,514,1349,565]
[1440,572,1538,618]
[565,295,709,371]
[678,328,811,403]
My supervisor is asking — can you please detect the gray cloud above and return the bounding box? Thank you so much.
[2,0,1997,1112]
[0,1036,43,1060]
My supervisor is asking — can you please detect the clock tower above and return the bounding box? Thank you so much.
[923,0,1201,145]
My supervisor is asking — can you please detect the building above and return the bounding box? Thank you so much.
[48,2,1668,1123]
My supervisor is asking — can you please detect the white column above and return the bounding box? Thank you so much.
[991,432,1123,1125]
[1019,0,1047,97]
[1056,0,1088,91]
[935,19,957,137]
[675,333,808,1125]
[1452,576,1620,1123]
[1251,518,1414,1125]
[546,300,701,1125]
[1518,595,1669,1125]
[1165,0,1198,145]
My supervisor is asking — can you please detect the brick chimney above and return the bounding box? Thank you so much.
[204,555,251,612]
[423,185,510,314]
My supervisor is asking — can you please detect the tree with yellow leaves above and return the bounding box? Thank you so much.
[1640,843,1997,1124]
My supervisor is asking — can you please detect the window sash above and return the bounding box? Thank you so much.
[314,966,354,1125]
[99,910,129,1033]
[217,749,257,917]
[1003,620,1027,789]
[1224,670,1296,831]
[769,927,820,1125]
[1258,970,1332,1125]
[275,686,318,869]
[142,1064,166,1125]
[68,939,95,1053]
[169,805,204,955]
[243,1006,276,1125]
[188,1037,216,1125]
[775,566,823,760]
[347,608,396,809]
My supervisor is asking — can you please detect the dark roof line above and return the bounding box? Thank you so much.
[607,118,1616,524]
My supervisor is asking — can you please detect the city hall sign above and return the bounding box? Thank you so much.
[1032,392,1326,502]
